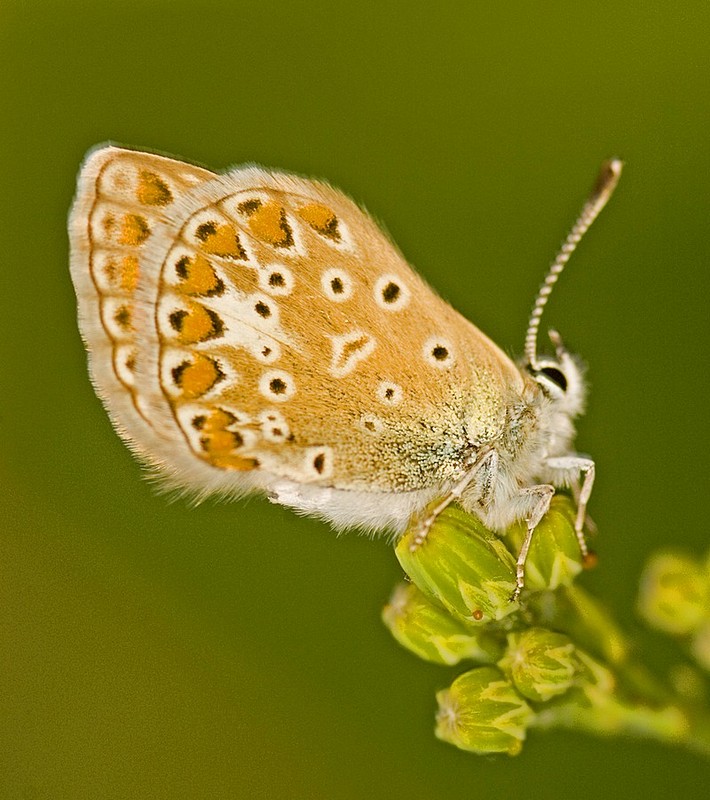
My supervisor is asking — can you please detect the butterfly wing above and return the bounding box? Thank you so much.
[148,165,523,492]
[71,147,522,520]
[69,146,216,466]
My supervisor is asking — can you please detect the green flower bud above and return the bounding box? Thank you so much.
[396,505,519,624]
[498,628,578,702]
[638,552,710,636]
[530,585,631,668]
[504,495,583,591]
[435,667,535,755]
[691,622,710,672]
[382,583,504,666]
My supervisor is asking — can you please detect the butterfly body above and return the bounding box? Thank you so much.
[70,146,618,588]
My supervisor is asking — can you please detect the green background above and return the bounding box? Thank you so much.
[1,2,709,797]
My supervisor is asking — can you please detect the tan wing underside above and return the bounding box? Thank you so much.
[71,146,520,498]
[69,145,215,464]
[148,167,520,493]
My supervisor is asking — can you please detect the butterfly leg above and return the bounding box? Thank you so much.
[544,455,595,560]
[409,448,497,551]
[511,484,556,600]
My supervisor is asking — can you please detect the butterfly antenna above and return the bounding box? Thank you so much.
[524,159,623,370]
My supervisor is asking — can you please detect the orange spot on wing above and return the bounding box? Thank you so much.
[198,408,259,471]
[198,223,246,259]
[101,255,139,292]
[136,170,174,206]
[120,255,140,292]
[119,214,151,246]
[210,453,260,470]
[209,408,237,429]
[207,429,238,454]
[176,254,223,296]
[171,303,224,344]
[245,201,293,247]
[173,354,224,399]
[297,203,340,240]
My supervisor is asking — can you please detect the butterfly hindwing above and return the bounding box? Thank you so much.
[69,145,215,458]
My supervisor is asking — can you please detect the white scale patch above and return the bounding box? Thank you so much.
[258,409,291,443]
[329,330,376,378]
[203,288,296,358]
[114,344,136,388]
[303,446,334,479]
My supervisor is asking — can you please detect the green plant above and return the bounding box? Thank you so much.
[382,496,710,757]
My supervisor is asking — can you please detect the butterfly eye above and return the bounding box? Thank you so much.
[539,366,568,392]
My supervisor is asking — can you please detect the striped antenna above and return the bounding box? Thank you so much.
[524,159,623,369]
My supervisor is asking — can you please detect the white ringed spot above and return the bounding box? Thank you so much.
[258,409,291,443]
[374,274,410,311]
[304,446,334,479]
[259,370,296,402]
[359,413,384,435]
[248,294,279,325]
[376,381,403,406]
[250,337,282,364]
[423,336,455,369]
[259,264,294,296]
[321,267,353,302]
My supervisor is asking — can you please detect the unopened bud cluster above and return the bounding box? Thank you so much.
[383,495,594,755]
[638,550,710,671]
[382,496,710,757]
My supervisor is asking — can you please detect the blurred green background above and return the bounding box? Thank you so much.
[1,2,709,797]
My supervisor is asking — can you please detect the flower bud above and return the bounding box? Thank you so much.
[691,622,710,672]
[382,583,504,666]
[638,552,710,636]
[396,505,519,624]
[530,584,630,668]
[435,667,534,755]
[498,628,578,702]
[504,495,583,591]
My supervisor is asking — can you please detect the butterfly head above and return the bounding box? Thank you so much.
[526,329,586,419]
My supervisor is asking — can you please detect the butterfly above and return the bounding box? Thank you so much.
[69,145,621,597]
